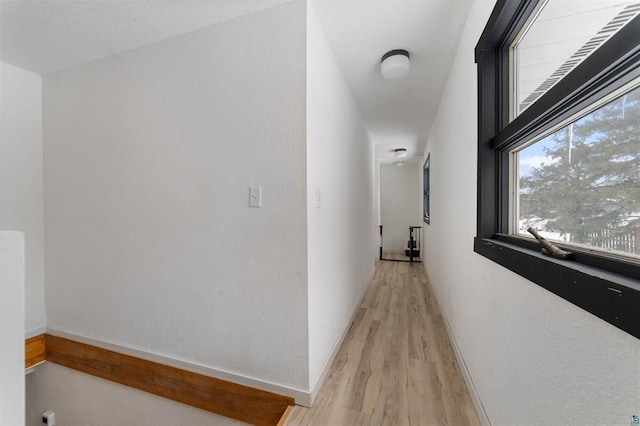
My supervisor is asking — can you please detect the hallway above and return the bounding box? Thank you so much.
[286,259,481,425]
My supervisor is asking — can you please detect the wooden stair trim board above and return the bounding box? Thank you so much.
[25,334,46,368]
[36,334,293,426]
[277,405,294,426]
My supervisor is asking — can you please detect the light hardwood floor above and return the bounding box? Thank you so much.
[286,257,481,426]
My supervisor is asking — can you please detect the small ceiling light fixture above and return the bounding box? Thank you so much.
[396,161,405,167]
[381,49,410,79]
[394,148,407,159]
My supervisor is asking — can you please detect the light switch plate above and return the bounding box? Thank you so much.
[249,186,262,207]
[315,190,322,209]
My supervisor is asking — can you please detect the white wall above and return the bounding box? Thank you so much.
[422,0,640,424]
[306,3,376,398]
[0,62,46,336]
[380,164,420,252]
[0,232,25,426]
[43,2,310,396]
[25,363,244,426]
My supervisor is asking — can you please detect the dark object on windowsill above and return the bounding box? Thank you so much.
[526,227,574,260]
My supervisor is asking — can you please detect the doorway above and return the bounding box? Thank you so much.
[379,162,422,262]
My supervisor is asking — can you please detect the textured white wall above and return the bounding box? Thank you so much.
[380,164,420,252]
[306,3,376,396]
[0,231,25,426]
[26,363,245,426]
[422,1,640,424]
[0,62,46,336]
[43,2,310,394]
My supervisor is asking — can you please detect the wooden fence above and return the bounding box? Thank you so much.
[583,227,639,255]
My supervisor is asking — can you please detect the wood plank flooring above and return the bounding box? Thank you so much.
[286,258,480,426]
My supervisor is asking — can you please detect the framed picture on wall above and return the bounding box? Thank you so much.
[423,153,430,224]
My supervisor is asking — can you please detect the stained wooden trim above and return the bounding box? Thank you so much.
[45,335,294,426]
[276,405,293,426]
[25,334,46,368]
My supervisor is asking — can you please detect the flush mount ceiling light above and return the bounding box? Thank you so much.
[394,148,407,159]
[381,49,410,79]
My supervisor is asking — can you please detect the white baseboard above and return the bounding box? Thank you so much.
[45,327,311,406]
[426,273,491,426]
[308,329,344,406]
[308,283,369,406]
[25,326,46,339]
[25,360,45,375]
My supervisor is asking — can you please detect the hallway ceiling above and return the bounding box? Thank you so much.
[312,0,472,163]
[1,0,473,161]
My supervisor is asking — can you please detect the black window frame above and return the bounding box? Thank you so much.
[475,0,640,339]
[423,153,430,224]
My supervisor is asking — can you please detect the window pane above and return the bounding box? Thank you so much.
[511,0,640,118]
[516,83,640,257]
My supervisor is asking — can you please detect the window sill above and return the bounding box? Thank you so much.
[473,237,640,339]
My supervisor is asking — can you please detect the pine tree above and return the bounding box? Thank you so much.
[520,85,640,254]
